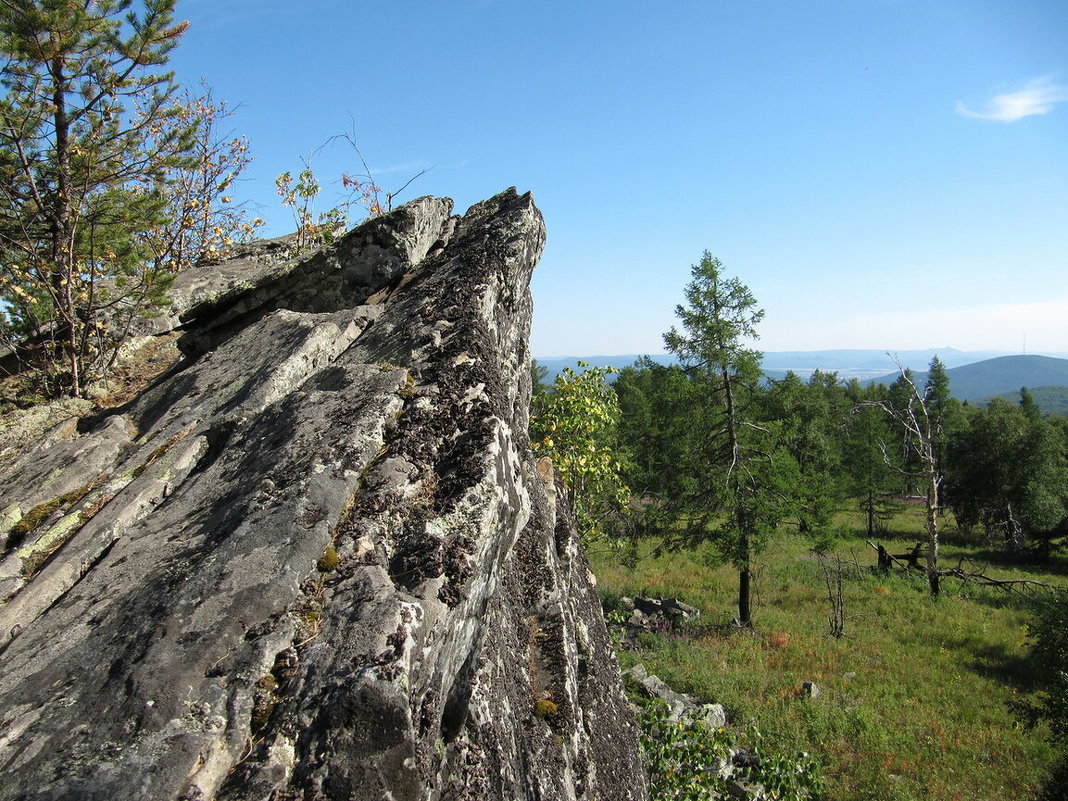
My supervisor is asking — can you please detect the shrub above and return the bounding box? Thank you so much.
[636,697,823,801]
[1019,590,1068,743]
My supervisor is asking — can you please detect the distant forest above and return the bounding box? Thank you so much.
[534,353,1068,565]
[537,353,1068,414]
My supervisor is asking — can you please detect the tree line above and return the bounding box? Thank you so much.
[533,252,1068,626]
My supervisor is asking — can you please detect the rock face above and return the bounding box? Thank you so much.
[0,190,647,801]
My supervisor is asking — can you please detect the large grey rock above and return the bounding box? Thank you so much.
[0,190,646,801]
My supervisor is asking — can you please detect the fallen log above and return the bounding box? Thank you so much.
[866,542,1056,595]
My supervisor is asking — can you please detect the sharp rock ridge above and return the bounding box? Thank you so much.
[0,189,647,801]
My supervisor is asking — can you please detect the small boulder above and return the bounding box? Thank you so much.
[693,702,728,729]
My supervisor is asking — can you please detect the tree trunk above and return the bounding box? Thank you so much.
[866,489,875,538]
[50,54,80,397]
[876,544,892,571]
[738,564,752,627]
[925,458,940,597]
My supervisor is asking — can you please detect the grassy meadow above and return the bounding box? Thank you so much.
[590,508,1067,801]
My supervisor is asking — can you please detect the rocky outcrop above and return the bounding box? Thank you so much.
[0,190,646,801]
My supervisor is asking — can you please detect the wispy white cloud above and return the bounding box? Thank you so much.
[956,76,1068,122]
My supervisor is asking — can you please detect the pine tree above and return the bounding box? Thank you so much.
[0,0,191,397]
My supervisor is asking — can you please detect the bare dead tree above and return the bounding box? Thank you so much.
[864,541,1055,596]
[938,557,1056,595]
[858,356,943,596]
[819,554,847,638]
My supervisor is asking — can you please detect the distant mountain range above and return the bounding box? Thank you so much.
[534,351,1068,413]
[536,349,1068,381]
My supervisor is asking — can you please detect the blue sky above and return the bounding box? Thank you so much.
[168,0,1067,357]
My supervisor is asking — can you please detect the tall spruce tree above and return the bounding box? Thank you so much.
[664,251,794,627]
[0,0,191,397]
[924,356,965,483]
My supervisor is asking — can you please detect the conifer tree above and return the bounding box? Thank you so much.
[842,380,901,538]
[924,356,965,480]
[664,251,794,626]
[0,0,191,396]
[764,371,840,544]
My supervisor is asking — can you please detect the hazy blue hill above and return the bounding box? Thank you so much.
[534,348,1026,382]
[534,351,1068,392]
[533,354,674,380]
[976,386,1068,415]
[759,347,1004,372]
[868,355,1068,402]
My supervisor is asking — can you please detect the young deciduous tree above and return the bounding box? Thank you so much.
[275,160,347,252]
[0,0,193,397]
[664,252,795,627]
[141,83,262,273]
[275,135,427,253]
[530,362,631,544]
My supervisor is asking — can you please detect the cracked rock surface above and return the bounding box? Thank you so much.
[0,189,646,801]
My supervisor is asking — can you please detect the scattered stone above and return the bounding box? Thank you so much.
[625,663,727,728]
[801,681,821,698]
[693,702,729,730]
[632,596,701,619]
[618,595,701,638]
[732,751,761,769]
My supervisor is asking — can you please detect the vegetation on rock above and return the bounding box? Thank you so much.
[0,1,257,398]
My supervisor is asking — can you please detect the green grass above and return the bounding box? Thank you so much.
[592,508,1066,801]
